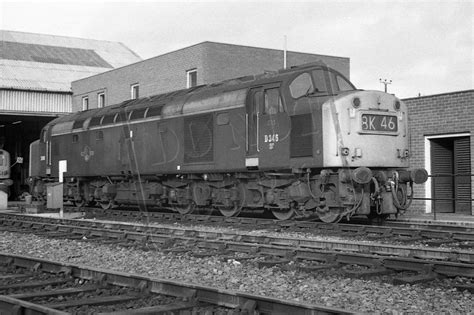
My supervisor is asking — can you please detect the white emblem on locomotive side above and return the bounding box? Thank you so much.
[81,146,94,162]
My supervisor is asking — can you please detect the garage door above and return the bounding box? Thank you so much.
[454,137,471,213]
[430,136,471,213]
[431,138,454,213]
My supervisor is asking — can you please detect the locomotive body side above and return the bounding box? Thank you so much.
[28,62,427,222]
[49,89,250,177]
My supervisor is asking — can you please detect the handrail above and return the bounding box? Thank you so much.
[411,173,473,220]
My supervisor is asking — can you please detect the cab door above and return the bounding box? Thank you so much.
[246,85,290,169]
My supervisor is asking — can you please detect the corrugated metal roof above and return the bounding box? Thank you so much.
[1,41,112,67]
[0,30,141,92]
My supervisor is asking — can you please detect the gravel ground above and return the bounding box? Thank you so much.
[0,231,472,314]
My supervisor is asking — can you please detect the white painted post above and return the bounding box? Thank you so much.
[58,160,67,218]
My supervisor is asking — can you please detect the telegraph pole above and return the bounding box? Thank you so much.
[379,78,392,93]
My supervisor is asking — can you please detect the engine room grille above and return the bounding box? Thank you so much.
[184,114,214,163]
[290,114,313,158]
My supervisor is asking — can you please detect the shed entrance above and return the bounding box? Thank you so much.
[0,114,55,200]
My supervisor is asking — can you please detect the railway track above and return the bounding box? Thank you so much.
[0,212,473,289]
[82,208,474,249]
[0,253,350,314]
[14,204,474,235]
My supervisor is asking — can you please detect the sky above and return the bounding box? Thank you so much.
[1,0,472,98]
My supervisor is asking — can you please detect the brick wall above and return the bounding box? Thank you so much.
[202,42,350,84]
[71,44,206,111]
[404,90,474,214]
[72,42,349,111]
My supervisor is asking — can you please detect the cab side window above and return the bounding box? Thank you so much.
[289,73,314,99]
[328,71,355,92]
[264,88,284,114]
[254,91,263,115]
[336,74,354,91]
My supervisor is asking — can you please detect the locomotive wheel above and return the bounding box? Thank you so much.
[74,199,86,208]
[316,208,341,223]
[174,202,195,215]
[218,203,242,217]
[218,183,245,217]
[100,200,114,210]
[271,208,295,220]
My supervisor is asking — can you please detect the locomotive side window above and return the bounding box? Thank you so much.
[289,73,314,99]
[130,108,147,120]
[264,88,284,114]
[89,116,103,127]
[96,131,104,141]
[102,114,116,125]
[115,112,127,123]
[72,120,85,130]
[146,106,162,118]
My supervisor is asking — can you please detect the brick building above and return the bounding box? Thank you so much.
[72,41,350,111]
[404,90,473,215]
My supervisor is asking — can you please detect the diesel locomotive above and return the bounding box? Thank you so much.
[0,149,12,195]
[28,62,427,222]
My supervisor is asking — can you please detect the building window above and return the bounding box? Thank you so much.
[72,134,79,143]
[82,96,89,111]
[186,69,197,88]
[98,92,105,108]
[131,84,139,99]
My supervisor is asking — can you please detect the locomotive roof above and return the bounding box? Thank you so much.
[46,61,330,129]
